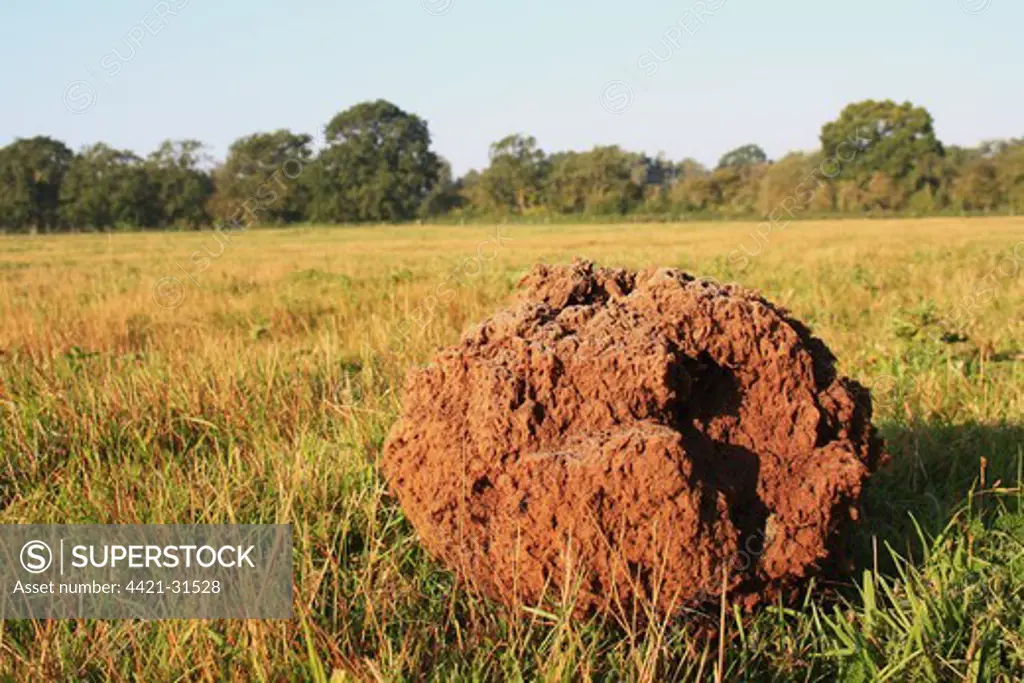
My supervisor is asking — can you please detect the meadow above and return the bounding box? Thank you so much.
[0,217,1022,681]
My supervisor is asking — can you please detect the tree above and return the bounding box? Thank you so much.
[0,136,73,233]
[545,146,643,215]
[820,100,943,186]
[454,169,484,213]
[669,174,719,213]
[308,100,441,222]
[717,144,767,170]
[675,158,708,178]
[835,181,867,213]
[209,130,313,224]
[633,154,677,213]
[952,159,1001,211]
[60,144,155,230]
[711,164,767,215]
[864,171,906,212]
[146,140,214,228]
[419,159,464,217]
[993,139,1024,212]
[4,98,1024,229]
[905,186,942,214]
[477,134,547,213]
[757,153,823,215]
[633,153,675,187]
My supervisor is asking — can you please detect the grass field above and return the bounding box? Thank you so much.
[1,217,1022,681]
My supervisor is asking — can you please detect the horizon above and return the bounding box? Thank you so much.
[2,0,1021,175]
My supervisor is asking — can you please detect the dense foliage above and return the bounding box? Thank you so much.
[1,98,1022,232]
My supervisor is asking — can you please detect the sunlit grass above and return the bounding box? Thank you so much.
[1,217,1022,680]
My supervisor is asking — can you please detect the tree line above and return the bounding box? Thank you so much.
[1,98,1022,233]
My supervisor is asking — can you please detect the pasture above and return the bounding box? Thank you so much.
[1,217,1022,680]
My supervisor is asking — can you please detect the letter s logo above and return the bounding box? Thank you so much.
[21,540,53,574]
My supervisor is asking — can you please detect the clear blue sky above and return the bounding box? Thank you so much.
[1,0,1020,174]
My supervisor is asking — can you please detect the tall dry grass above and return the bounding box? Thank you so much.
[1,218,1022,680]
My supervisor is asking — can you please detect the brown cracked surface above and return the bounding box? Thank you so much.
[383,260,884,618]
